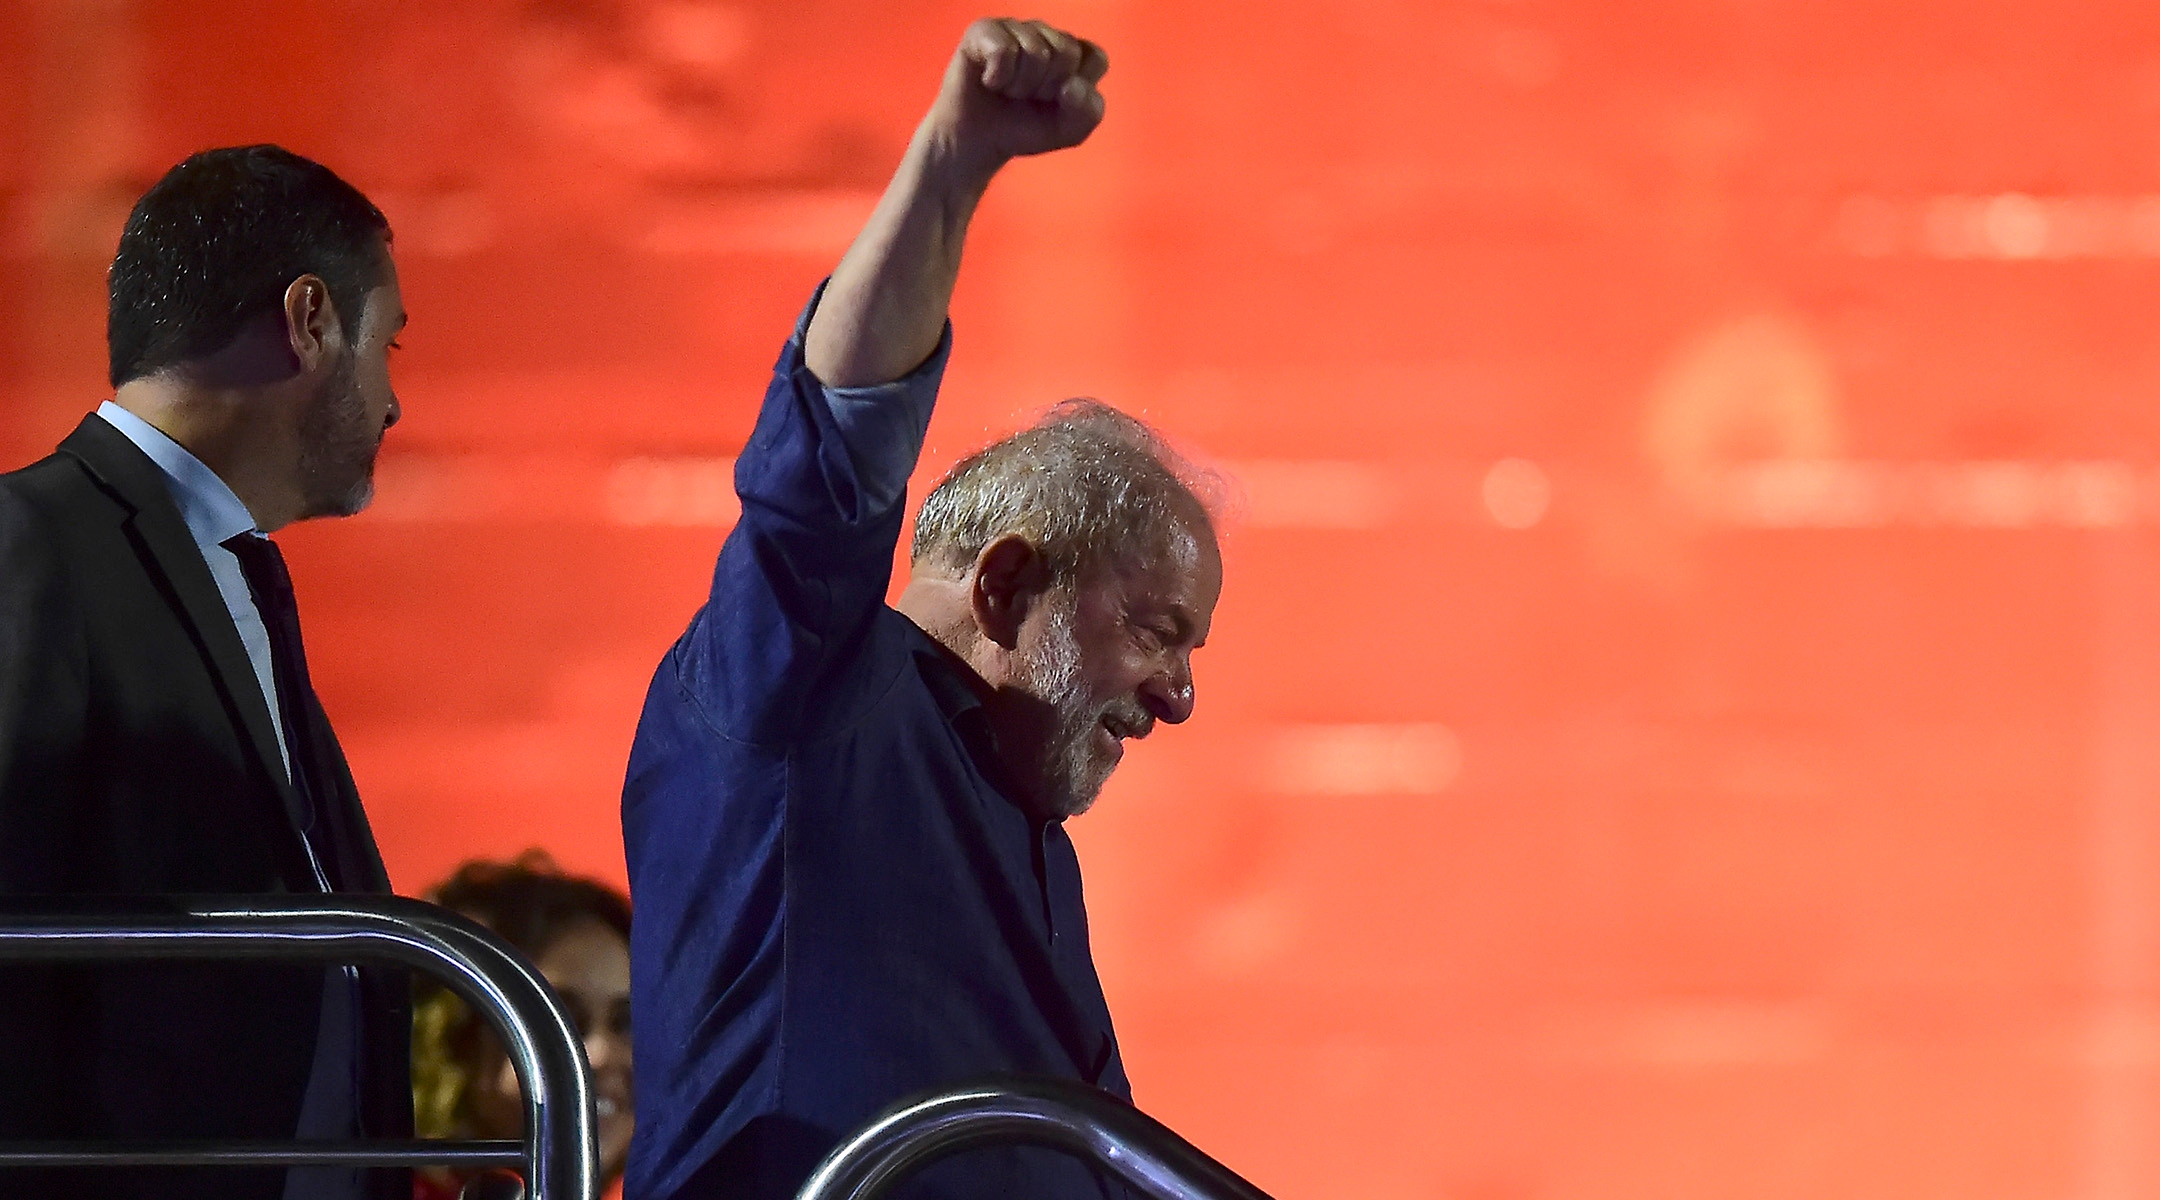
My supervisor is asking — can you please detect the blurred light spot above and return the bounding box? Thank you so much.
[2047,195,2114,256]
[367,456,477,522]
[605,457,739,526]
[1722,460,1893,528]
[1642,314,1843,512]
[1939,461,2047,527]
[1268,724,1462,795]
[1228,459,1395,528]
[367,454,546,522]
[1482,457,1551,528]
[1922,195,1982,258]
[372,454,2160,533]
[2058,462,2139,528]
[1706,459,2145,528]
[1982,193,2050,259]
[368,454,606,523]
[2129,197,2160,255]
[1847,194,2160,260]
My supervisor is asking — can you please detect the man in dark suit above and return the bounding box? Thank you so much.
[0,146,412,1200]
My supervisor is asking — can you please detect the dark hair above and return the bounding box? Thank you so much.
[413,852,632,1166]
[107,144,391,388]
[430,850,631,957]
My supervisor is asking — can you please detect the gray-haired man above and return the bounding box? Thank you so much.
[622,18,1222,1200]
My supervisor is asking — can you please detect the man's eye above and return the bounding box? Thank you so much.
[389,340,403,352]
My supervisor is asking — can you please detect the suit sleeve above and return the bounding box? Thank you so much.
[671,283,952,746]
[0,485,88,891]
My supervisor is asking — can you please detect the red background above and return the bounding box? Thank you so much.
[9,1,2160,1196]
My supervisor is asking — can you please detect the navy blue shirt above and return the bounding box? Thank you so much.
[622,291,1133,1200]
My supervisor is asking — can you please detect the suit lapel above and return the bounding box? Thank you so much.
[57,416,315,874]
[302,698,394,894]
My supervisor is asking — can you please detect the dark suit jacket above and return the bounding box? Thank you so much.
[0,415,412,1200]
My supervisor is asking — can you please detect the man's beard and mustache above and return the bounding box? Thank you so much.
[295,351,382,520]
[1018,595,1154,819]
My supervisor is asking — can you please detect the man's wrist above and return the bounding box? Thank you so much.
[912,118,1008,204]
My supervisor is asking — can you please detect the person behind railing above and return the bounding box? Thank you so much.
[621,16,1224,1200]
[0,147,412,1200]
[410,852,634,1200]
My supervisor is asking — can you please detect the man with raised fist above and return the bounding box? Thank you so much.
[622,18,1222,1200]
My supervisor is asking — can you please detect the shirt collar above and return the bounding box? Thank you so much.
[95,401,261,547]
[901,618,988,722]
[899,615,1061,826]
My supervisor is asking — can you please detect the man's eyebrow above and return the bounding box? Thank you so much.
[393,311,410,332]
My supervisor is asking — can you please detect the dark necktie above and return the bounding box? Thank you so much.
[221,532,343,889]
[223,534,377,1164]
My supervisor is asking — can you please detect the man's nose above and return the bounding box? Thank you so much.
[384,394,401,430]
[1139,658,1196,725]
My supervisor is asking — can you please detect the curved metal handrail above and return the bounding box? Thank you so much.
[0,895,597,1200]
[795,1077,1276,1200]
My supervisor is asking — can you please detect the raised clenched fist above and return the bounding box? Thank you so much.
[927,18,1109,167]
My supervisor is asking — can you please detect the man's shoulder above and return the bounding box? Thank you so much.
[2,413,151,512]
[2,443,94,498]
[0,446,111,550]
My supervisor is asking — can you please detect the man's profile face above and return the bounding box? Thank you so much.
[298,244,405,519]
[1012,513,1222,818]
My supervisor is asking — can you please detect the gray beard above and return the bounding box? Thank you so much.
[1020,599,1115,819]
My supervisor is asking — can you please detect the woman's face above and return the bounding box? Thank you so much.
[470,917,636,1179]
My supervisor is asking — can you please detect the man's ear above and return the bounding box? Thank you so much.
[281,273,342,373]
[970,534,1048,650]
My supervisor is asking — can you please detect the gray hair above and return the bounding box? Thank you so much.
[911,399,1219,584]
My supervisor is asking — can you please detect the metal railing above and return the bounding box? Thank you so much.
[795,1077,1276,1200]
[0,895,598,1200]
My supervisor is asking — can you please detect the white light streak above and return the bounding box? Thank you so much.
[1267,723,1462,796]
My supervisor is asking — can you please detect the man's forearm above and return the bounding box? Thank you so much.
[804,129,1000,389]
[802,18,1107,390]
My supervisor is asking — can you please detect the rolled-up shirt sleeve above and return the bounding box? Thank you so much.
[673,282,953,745]
[821,357,946,520]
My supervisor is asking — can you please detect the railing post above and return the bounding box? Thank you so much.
[0,896,598,1200]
